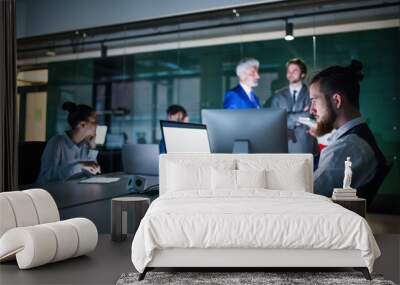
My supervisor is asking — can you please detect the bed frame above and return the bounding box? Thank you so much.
[137,154,373,281]
[139,248,371,280]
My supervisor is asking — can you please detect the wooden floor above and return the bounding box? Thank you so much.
[1,233,399,285]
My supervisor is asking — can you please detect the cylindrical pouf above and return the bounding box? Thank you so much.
[111,197,150,242]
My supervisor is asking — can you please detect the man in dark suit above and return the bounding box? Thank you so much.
[271,58,317,153]
[224,58,261,109]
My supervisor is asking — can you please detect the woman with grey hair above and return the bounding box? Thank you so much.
[223,58,261,109]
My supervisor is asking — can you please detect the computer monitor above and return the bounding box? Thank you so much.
[201,108,288,153]
[160,120,211,153]
[122,144,159,176]
[105,133,125,150]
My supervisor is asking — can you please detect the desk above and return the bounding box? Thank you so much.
[19,173,158,233]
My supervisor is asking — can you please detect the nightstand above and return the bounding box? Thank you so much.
[111,197,150,241]
[331,198,366,218]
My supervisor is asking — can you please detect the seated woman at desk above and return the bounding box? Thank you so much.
[36,101,101,184]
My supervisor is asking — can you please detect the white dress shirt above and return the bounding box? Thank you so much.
[289,82,303,102]
[239,82,254,101]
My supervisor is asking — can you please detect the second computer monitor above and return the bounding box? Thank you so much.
[202,108,288,153]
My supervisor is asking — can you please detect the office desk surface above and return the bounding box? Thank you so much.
[19,173,159,209]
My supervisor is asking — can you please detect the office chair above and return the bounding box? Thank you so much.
[18,141,47,185]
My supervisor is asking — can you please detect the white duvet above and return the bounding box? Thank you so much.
[131,190,380,273]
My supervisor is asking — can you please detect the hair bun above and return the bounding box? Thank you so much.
[62,101,77,113]
[348,60,364,81]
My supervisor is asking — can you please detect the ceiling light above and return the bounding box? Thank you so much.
[101,43,107,58]
[45,50,56,56]
[285,21,294,41]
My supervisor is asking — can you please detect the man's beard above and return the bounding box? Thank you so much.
[289,78,301,84]
[315,103,336,137]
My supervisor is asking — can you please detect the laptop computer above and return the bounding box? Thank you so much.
[160,120,211,153]
[95,125,108,146]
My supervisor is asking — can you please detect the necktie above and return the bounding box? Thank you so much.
[250,92,256,104]
[292,90,297,111]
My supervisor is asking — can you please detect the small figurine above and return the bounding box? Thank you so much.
[343,157,353,189]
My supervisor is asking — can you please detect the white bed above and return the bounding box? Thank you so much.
[131,154,380,280]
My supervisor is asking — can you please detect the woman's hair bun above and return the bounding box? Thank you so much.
[348,59,364,81]
[62,101,77,113]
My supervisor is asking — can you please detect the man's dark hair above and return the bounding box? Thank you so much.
[166,104,187,117]
[310,60,364,109]
[62,101,94,129]
[286,58,307,75]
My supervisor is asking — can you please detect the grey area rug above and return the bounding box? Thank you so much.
[116,271,396,285]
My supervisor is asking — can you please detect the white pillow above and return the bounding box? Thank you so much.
[211,168,267,190]
[211,168,236,190]
[168,162,210,191]
[266,162,307,191]
[236,169,267,189]
[167,159,236,192]
[238,159,308,191]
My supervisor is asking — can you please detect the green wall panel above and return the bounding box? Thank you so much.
[43,27,399,195]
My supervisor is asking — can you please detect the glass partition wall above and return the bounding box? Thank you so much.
[18,27,400,198]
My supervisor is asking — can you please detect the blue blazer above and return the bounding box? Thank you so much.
[223,84,261,109]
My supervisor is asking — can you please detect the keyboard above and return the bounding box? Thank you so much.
[79,177,120,184]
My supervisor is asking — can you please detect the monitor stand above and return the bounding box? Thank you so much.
[232,140,249,153]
